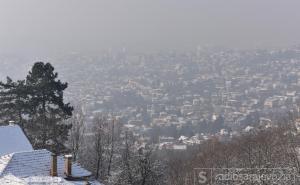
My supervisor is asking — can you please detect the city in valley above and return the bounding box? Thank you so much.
[2,47,300,150]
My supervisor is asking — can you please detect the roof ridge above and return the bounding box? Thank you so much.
[0,124,20,128]
[10,149,49,155]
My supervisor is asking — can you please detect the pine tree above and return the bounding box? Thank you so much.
[25,62,73,152]
[0,62,73,153]
[0,77,28,127]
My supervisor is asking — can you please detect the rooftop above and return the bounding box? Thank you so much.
[0,125,33,156]
[0,149,91,178]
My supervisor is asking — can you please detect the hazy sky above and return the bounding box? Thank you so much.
[0,0,300,54]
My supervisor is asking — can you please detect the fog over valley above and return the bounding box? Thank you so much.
[0,0,300,55]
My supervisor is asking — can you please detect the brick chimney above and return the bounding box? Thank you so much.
[50,153,57,177]
[64,155,72,177]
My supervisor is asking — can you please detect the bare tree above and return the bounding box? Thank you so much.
[93,115,108,180]
[68,105,85,161]
[117,130,134,185]
[85,114,123,182]
[136,147,166,185]
[115,130,166,185]
[107,118,117,176]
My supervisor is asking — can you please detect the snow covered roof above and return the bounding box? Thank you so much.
[0,174,73,185]
[0,175,102,185]
[178,135,188,141]
[0,174,25,185]
[0,149,92,178]
[0,125,33,156]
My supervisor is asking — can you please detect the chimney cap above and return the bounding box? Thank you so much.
[9,121,15,125]
[64,154,72,158]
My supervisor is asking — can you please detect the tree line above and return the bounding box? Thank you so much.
[164,121,300,185]
[68,110,166,185]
